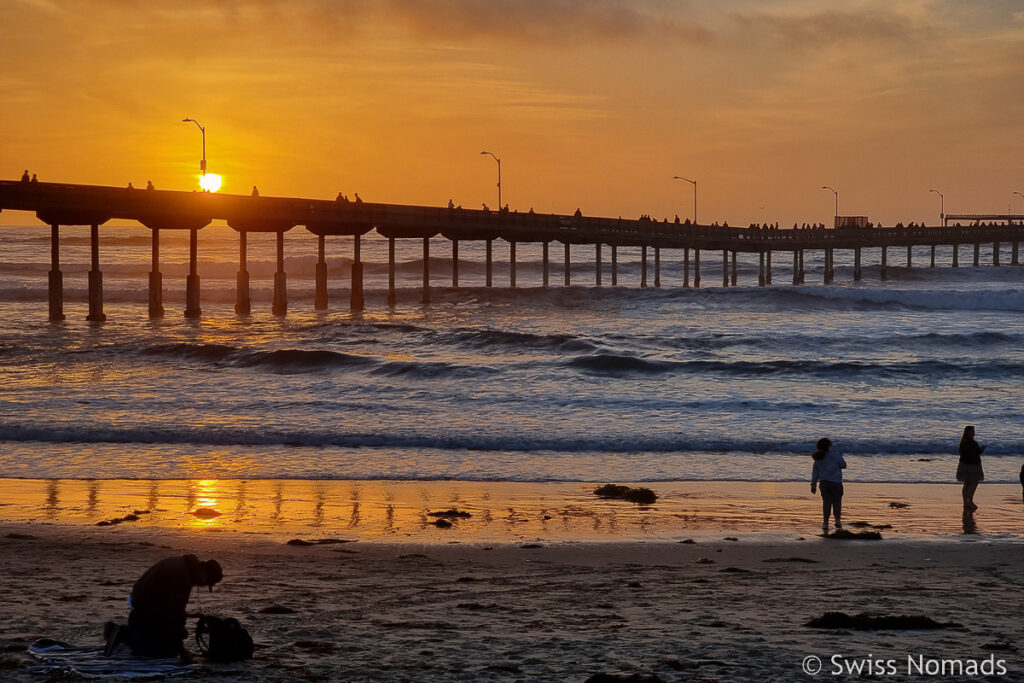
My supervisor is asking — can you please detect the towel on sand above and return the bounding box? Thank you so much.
[27,639,195,679]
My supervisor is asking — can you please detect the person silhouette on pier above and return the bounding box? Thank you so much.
[30,173,38,184]
[448,199,455,209]
[146,181,155,190]
[126,182,135,190]
[20,170,30,182]
[354,193,363,203]
[251,185,259,197]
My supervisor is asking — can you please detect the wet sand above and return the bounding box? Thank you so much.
[1,479,1023,681]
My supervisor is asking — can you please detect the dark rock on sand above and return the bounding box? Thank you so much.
[889,502,910,509]
[678,538,696,544]
[806,612,960,630]
[427,509,472,519]
[286,539,314,546]
[429,519,453,528]
[825,529,882,540]
[259,605,298,615]
[594,484,658,505]
[4,533,36,540]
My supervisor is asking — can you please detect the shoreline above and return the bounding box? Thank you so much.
[2,478,1020,544]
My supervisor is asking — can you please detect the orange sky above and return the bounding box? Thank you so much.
[2,0,1023,226]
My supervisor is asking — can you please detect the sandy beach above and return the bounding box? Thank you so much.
[2,479,1023,681]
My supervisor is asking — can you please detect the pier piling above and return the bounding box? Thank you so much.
[1013,241,1019,265]
[148,228,163,317]
[641,246,648,288]
[930,244,936,268]
[564,243,571,286]
[351,234,364,310]
[86,223,105,322]
[236,231,251,315]
[314,234,327,311]
[993,242,1000,267]
[683,248,690,287]
[973,243,980,267]
[486,239,493,287]
[611,245,618,285]
[730,251,738,286]
[693,249,701,288]
[854,247,862,281]
[953,243,959,268]
[906,245,912,269]
[451,239,459,288]
[184,227,201,318]
[758,252,765,286]
[654,247,661,287]
[510,240,517,287]
[880,246,888,281]
[387,238,396,307]
[766,250,772,284]
[272,231,287,316]
[595,243,602,286]
[48,223,64,321]
[421,237,429,304]
[542,241,549,287]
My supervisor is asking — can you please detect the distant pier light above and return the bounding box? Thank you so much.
[182,117,215,191]
[480,151,502,209]
[821,185,838,227]
[672,175,697,225]
[929,189,944,226]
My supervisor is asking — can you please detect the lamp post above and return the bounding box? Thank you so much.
[672,176,697,225]
[929,189,944,226]
[182,118,207,177]
[821,185,838,227]
[480,151,501,209]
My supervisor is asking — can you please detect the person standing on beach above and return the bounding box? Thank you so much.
[956,426,985,510]
[810,437,846,533]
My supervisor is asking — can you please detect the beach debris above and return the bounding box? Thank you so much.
[285,538,356,546]
[190,507,221,519]
[695,557,715,564]
[259,605,297,614]
[520,543,544,549]
[889,502,910,509]
[806,612,960,630]
[593,484,658,505]
[916,458,934,461]
[850,521,892,530]
[429,519,453,528]
[4,533,36,540]
[825,529,883,540]
[678,538,696,544]
[763,557,819,563]
[723,536,738,542]
[96,513,143,526]
[427,509,472,519]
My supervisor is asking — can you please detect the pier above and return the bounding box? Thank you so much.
[1,179,1021,320]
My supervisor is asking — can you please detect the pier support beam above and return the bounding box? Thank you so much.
[952,244,959,268]
[387,238,396,307]
[351,234,364,311]
[798,250,805,284]
[793,251,799,285]
[184,227,201,318]
[641,246,648,288]
[825,249,835,284]
[48,223,64,321]
[509,240,517,287]
[314,234,327,311]
[237,231,251,315]
[611,245,618,285]
[880,246,888,281]
[906,245,912,269]
[654,247,661,287]
[993,242,1000,267]
[683,248,690,287]
[854,247,862,281]
[1013,241,1019,265]
[86,223,105,322]
[564,243,571,286]
[542,241,549,287]
[272,231,287,316]
[693,249,701,288]
[758,252,765,286]
[485,239,493,287]
[930,244,936,268]
[730,251,738,287]
[148,228,163,318]
[722,250,728,287]
[421,237,430,304]
[973,242,980,267]
[595,243,601,286]
[765,251,772,285]
[451,240,459,288]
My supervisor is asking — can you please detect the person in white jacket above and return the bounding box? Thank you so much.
[810,437,846,533]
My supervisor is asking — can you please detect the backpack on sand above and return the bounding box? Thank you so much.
[195,615,254,663]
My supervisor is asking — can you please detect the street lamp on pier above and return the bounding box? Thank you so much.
[929,189,944,226]
[672,176,697,225]
[821,186,838,227]
[182,118,206,176]
[480,151,501,209]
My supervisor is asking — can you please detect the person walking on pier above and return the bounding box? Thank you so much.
[957,425,985,510]
[20,170,30,182]
[810,437,846,533]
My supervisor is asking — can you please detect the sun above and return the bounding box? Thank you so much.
[199,173,222,192]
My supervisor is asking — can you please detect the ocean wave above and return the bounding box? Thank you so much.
[369,359,499,379]
[0,423,1019,457]
[442,327,598,353]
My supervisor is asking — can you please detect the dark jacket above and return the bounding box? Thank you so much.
[129,555,202,655]
[958,438,983,465]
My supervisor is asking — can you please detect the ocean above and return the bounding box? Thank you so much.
[0,223,1021,484]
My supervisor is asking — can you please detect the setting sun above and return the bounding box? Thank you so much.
[198,173,222,193]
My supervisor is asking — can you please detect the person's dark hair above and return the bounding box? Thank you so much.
[959,426,975,450]
[202,560,223,591]
[812,438,831,461]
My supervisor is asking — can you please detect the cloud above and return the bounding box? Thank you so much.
[733,8,925,47]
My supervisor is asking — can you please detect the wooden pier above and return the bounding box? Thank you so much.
[1,179,1021,320]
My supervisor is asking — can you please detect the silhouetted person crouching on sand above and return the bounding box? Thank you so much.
[957,425,985,510]
[810,437,846,533]
[123,555,222,661]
